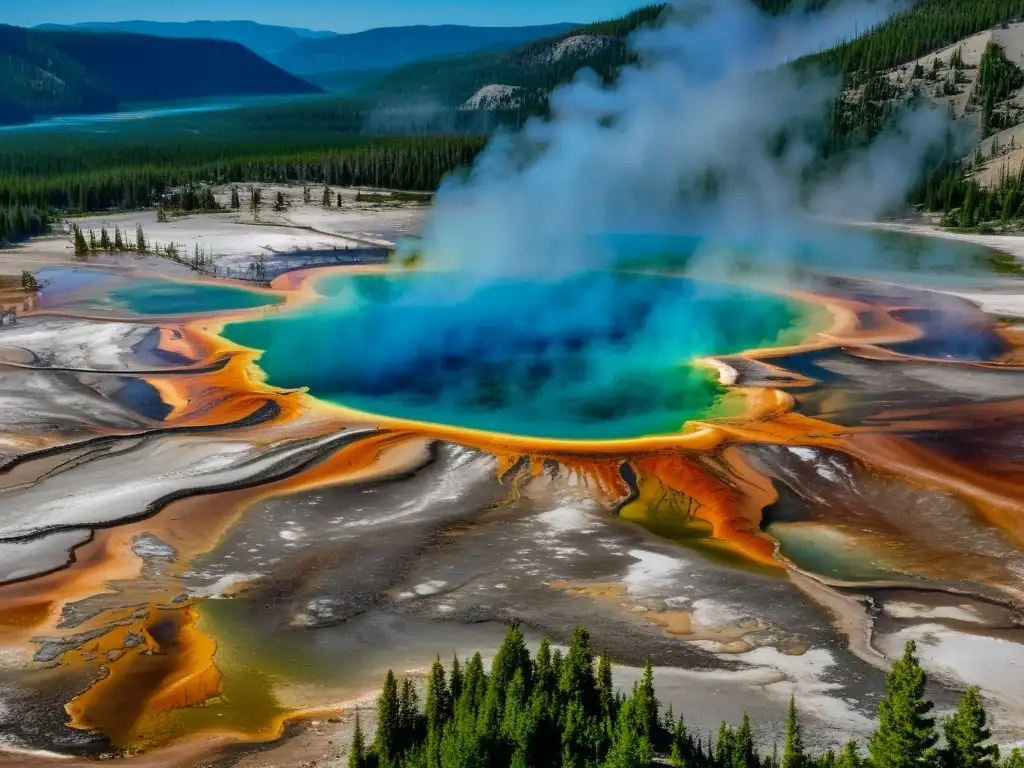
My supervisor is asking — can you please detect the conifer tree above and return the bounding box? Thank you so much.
[559,626,604,767]
[500,668,531,760]
[635,659,659,743]
[135,222,147,253]
[491,625,532,706]
[783,696,805,768]
[400,677,421,754]
[249,186,262,220]
[605,695,654,768]
[597,653,616,729]
[733,713,756,768]
[836,741,863,768]
[449,654,462,712]
[376,670,401,768]
[716,722,735,767]
[561,698,599,768]
[349,710,366,768]
[462,653,486,717]
[73,224,88,256]
[534,639,556,699]
[425,656,449,748]
[941,686,999,768]
[231,186,240,210]
[323,185,332,207]
[560,626,599,715]
[114,226,123,250]
[868,641,937,768]
[478,678,503,748]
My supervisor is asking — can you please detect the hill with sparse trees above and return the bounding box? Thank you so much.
[0,24,320,126]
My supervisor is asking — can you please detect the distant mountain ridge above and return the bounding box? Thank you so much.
[360,7,664,110]
[0,24,320,126]
[271,23,582,75]
[35,20,337,60]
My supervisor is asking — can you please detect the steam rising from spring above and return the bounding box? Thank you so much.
[416,0,947,279]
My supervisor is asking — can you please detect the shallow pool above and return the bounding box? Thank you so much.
[224,272,813,440]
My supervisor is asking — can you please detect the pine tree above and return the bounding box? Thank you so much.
[400,677,421,754]
[323,185,332,207]
[114,226,123,251]
[230,186,240,210]
[783,696,806,768]
[491,625,532,711]
[478,677,503,747]
[534,639,556,699]
[560,626,599,714]
[462,653,486,717]
[635,659,659,743]
[836,741,863,768]
[605,695,654,768]
[303,184,311,204]
[425,656,449,748]
[561,697,600,768]
[716,722,735,767]
[449,654,463,712]
[249,186,262,219]
[500,668,530,758]
[376,670,401,767]
[941,687,999,768]
[349,710,366,768]
[73,224,89,256]
[868,641,938,768]
[135,223,147,253]
[733,713,756,768]
[597,653,616,729]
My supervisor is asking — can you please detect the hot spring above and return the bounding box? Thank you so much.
[223,271,816,440]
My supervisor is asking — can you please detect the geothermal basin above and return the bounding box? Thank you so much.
[1,229,1023,765]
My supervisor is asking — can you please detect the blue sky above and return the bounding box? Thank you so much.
[4,0,644,31]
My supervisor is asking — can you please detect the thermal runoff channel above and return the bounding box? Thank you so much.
[223,270,811,440]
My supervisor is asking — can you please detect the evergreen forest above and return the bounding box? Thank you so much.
[9,0,1024,244]
[351,624,1021,768]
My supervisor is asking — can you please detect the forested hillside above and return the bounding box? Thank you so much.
[0,132,486,214]
[362,7,666,109]
[363,0,834,111]
[272,23,582,76]
[0,25,118,121]
[36,20,336,60]
[806,0,1024,76]
[11,0,1024,236]
[799,0,1024,226]
[0,24,320,126]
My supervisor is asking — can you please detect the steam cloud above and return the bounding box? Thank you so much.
[414,0,955,279]
[252,0,986,437]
